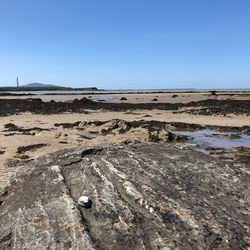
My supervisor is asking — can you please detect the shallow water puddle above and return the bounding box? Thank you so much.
[175,129,250,149]
[83,109,97,113]
[94,96,113,101]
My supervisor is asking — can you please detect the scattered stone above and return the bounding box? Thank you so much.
[3,123,19,131]
[59,141,68,144]
[78,196,92,209]
[123,111,141,115]
[16,144,47,154]
[55,132,62,139]
[3,123,49,134]
[235,147,250,165]
[12,154,30,160]
[3,133,16,137]
[224,133,241,139]
[168,131,193,142]
[5,154,30,167]
[54,121,81,128]
[210,90,217,96]
[120,97,127,101]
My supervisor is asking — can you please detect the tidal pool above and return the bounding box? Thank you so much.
[93,96,113,101]
[174,129,250,149]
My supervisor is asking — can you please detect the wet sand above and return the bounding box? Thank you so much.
[1,91,250,103]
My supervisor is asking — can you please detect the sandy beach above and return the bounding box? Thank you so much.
[0,91,249,190]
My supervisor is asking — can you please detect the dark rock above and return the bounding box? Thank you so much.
[0,144,249,249]
[0,97,250,116]
[55,132,62,139]
[151,98,158,101]
[3,133,16,137]
[4,123,19,131]
[168,131,193,142]
[172,94,178,98]
[12,154,30,160]
[3,123,49,133]
[235,147,250,165]
[120,97,127,101]
[5,154,30,167]
[210,91,217,96]
[54,121,81,128]
[224,133,241,139]
[16,143,48,154]
[59,141,68,144]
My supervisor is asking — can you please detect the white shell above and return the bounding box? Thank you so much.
[78,196,89,206]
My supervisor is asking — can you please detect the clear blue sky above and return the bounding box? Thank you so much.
[0,0,249,89]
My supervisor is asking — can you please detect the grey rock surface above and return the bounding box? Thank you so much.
[0,144,249,249]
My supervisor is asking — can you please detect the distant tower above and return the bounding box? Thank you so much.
[16,77,19,88]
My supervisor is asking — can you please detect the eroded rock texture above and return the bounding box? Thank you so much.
[0,144,249,249]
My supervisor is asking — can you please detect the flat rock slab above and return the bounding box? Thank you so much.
[0,144,249,249]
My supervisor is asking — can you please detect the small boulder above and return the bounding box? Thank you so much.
[210,91,217,96]
[120,97,127,101]
[78,196,92,209]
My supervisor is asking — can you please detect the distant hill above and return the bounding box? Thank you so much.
[0,83,98,92]
[21,83,62,88]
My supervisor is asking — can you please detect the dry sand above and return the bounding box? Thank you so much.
[0,110,249,165]
[0,92,250,190]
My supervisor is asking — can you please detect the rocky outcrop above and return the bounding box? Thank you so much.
[1,98,250,116]
[3,123,50,136]
[0,144,249,249]
[54,119,191,144]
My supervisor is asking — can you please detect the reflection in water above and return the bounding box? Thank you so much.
[175,129,250,149]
